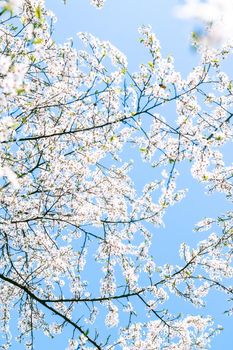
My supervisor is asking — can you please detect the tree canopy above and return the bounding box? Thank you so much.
[0,1,232,349]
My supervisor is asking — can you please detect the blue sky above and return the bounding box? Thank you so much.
[28,1,233,348]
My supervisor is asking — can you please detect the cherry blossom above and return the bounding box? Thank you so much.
[0,1,232,349]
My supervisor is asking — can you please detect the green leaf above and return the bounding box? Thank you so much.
[30,55,37,63]
[33,38,43,45]
[215,136,223,141]
[84,329,89,336]
[35,6,42,20]
[22,116,28,124]
[17,88,25,95]
[148,61,154,70]
[121,67,127,75]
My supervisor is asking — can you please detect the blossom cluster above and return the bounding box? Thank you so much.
[0,1,232,350]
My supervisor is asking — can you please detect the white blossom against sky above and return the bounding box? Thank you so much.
[0,0,232,349]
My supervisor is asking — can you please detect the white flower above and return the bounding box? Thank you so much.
[0,166,19,188]
[90,0,105,9]
[0,0,23,13]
